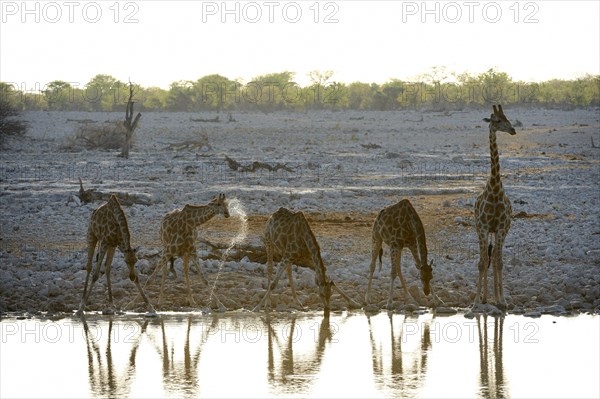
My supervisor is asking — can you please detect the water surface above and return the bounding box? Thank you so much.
[1,312,598,398]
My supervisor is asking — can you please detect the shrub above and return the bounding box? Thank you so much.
[64,121,132,151]
[0,99,27,138]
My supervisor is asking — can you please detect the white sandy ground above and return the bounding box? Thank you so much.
[0,108,599,316]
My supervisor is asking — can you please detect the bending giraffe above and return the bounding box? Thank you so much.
[156,193,229,308]
[474,104,516,309]
[254,207,360,313]
[366,199,434,309]
[77,195,156,316]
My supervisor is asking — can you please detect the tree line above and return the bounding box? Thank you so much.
[1,68,598,113]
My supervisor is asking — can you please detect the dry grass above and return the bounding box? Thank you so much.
[63,121,132,151]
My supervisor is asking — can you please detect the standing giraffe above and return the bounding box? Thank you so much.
[254,207,359,313]
[474,104,516,308]
[157,193,229,308]
[365,199,433,309]
[77,195,156,315]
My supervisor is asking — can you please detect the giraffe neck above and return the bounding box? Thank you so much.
[109,198,132,252]
[302,224,328,286]
[488,127,502,191]
[414,219,429,267]
[183,204,218,227]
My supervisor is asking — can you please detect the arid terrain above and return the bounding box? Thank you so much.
[1,108,599,316]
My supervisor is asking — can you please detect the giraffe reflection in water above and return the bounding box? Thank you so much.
[82,315,218,398]
[82,316,149,398]
[145,315,219,396]
[477,315,507,399]
[264,314,337,393]
[367,313,431,394]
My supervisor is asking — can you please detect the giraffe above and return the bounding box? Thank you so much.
[157,193,229,308]
[473,104,516,309]
[365,199,434,310]
[254,207,360,313]
[76,195,156,316]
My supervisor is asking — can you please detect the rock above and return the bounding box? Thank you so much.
[470,303,503,315]
[137,259,152,275]
[524,311,542,318]
[275,303,288,312]
[570,300,583,309]
[401,303,420,312]
[511,306,525,314]
[453,216,470,226]
[364,304,380,313]
[243,262,260,272]
[22,244,36,253]
[540,305,566,315]
[434,306,457,315]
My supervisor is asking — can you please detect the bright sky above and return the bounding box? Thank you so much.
[1,1,598,89]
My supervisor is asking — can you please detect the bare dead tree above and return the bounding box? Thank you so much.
[120,81,141,158]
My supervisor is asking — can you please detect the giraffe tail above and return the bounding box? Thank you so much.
[487,243,493,268]
[378,248,383,272]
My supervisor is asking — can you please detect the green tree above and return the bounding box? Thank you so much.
[167,81,195,111]
[0,83,27,139]
[194,74,238,111]
[248,71,297,111]
[346,82,374,109]
[305,70,335,109]
[85,74,124,111]
[43,81,75,110]
[140,86,168,110]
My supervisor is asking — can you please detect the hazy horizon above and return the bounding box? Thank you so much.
[1,1,598,90]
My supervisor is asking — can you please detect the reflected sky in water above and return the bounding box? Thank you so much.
[1,312,598,398]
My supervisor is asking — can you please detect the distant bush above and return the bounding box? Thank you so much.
[63,121,132,151]
[4,70,599,112]
[0,99,27,139]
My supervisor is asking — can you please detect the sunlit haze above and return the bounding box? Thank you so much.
[1,1,599,88]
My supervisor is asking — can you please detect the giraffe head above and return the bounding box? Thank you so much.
[317,278,333,311]
[123,247,139,281]
[210,193,230,218]
[484,104,516,135]
[419,259,433,296]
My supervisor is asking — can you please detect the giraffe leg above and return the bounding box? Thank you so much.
[286,265,304,309]
[169,258,177,279]
[183,255,197,307]
[365,238,381,305]
[408,245,424,302]
[77,238,98,315]
[158,255,169,308]
[190,253,225,311]
[264,241,274,310]
[387,246,402,310]
[190,254,209,287]
[474,231,490,306]
[103,247,116,314]
[395,247,414,305]
[189,255,200,275]
[254,258,291,312]
[125,254,157,315]
[493,231,508,309]
[82,242,108,311]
